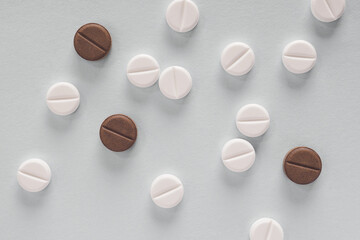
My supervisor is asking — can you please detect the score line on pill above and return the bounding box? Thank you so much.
[222,139,256,172]
[127,54,160,88]
[151,174,184,208]
[236,104,270,138]
[166,0,199,33]
[17,159,51,192]
[46,82,80,116]
[159,66,192,99]
[311,0,346,23]
[221,42,255,76]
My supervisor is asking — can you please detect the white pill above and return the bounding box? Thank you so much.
[282,40,317,74]
[17,159,51,192]
[236,104,270,138]
[221,42,255,76]
[166,0,199,33]
[150,174,184,208]
[311,0,345,23]
[46,82,80,116]
[127,54,160,88]
[222,139,255,172]
[159,66,192,99]
[250,218,284,240]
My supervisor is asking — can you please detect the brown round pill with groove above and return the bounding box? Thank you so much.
[283,147,322,184]
[100,114,137,152]
[74,23,111,61]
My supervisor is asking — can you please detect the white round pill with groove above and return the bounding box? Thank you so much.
[17,159,51,192]
[127,54,160,88]
[311,0,346,23]
[282,40,317,74]
[46,82,80,116]
[166,0,199,33]
[151,174,184,208]
[221,42,255,76]
[250,218,284,240]
[236,104,270,138]
[159,66,192,99]
[222,139,255,172]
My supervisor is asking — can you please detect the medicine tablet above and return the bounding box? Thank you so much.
[150,174,184,208]
[311,0,346,23]
[17,159,51,192]
[283,147,322,185]
[236,104,270,138]
[46,82,80,116]
[127,54,160,88]
[166,0,199,33]
[221,42,255,76]
[282,40,317,74]
[159,66,192,99]
[222,139,255,172]
[250,218,284,240]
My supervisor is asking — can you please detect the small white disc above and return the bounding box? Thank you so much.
[222,139,255,172]
[17,159,51,192]
[46,82,80,116]
[159,66,192,99]
[166,0,199,33]
[127,54,160,88]
[311,0,346,23]
[150,174,184,208]
[250,218,284,240]
[221,42,255,76]
[282,40,317,74]
[236,104,270,138]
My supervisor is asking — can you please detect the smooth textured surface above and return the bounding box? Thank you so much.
[282,40,317,74]
[221,42,255,76]
[127,54,160,88]
[311,0,346,22]
[100,114,137,152]
[166,0,199,33]
[159,66,192,99]
[150,174,184,208]
[236,104,270,137]
[74,23,111,61]
[222,139,255,172]
[46,82,80,116]
[250,218,284,240]
[17,159,51,192]
[283,147,322,184]
[1,0,360,239]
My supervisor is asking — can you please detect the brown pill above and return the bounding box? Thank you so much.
[74,23,111,61]
[283,147,322,185]
[100,114,137,152]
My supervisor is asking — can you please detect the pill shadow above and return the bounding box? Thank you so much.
[310,17,341,38]
[217,67,252,92]
[16,184,50,207]
[153,91,191,115]
[280,173,318,204]
[164,26,198,48]
[71,52,110,82]
[97,142,136,172]
[219,162,251,188]
[45,110,78,131]
[280,67,312,89]
[124,80,160,103]
[149,200,182,223]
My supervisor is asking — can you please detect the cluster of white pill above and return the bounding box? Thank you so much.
[16,0,347,238]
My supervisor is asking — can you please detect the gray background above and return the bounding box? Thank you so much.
[0,0,359,239]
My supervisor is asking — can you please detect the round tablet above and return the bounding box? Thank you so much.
[250,218,284,240]
[282,40,317,74]
[283,147,322,185]
[236,104,270,138]
[222,139,255,172]
[166,0,199,33]
[150,174,184,208]
[221,42,255,76]
[46,82,80,116]
[100,114,137,152]
[127,54,160,88]
[159,66,192,99]
[74,23,111,61]
[311,0,346,23]
[17,159,51,192]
